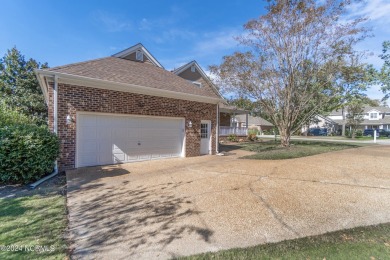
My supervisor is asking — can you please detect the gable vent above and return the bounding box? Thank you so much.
[191,65,196,72]
[136,50,143,61]
[192,81,202,88]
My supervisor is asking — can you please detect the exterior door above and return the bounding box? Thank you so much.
[200,120,211,155]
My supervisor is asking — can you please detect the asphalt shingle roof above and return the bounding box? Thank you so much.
[329,106,390,116]
[46,57,221,99]
[235,114,273,126]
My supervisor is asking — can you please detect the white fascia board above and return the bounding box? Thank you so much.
[34,69,49,104]
[35,70,223,104]
[112,43,164,69]
[173,61,223,99]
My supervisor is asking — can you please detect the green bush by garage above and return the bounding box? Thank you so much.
[0,103,59,184]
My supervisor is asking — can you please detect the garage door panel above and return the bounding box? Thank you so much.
[99,154,113,165]
[77,114,184,167]
[112,129,129,142]
[79,127,97,140]
[79,141,98,154]
[113,153,126,162]
[79,115,97,127]
[96,128,111,139]
[78,154,98,167]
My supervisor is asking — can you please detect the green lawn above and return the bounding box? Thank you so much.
[179,223,390,260]
[0,195,67,259]
[236,140,362,160]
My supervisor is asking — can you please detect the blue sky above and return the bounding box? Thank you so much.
[1,0,389,100]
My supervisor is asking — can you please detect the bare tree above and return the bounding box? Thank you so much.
[210,0,368,146]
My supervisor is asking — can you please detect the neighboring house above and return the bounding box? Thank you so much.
[304,106,390,135]
[302,115,338,134]
[35,43,224,170]
[234,114,273,132]
[328,106,390,131]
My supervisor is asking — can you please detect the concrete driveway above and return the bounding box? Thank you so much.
[67,145,390,259]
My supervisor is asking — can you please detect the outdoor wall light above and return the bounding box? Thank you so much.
[66,115,75,125]
[187,120,193,128]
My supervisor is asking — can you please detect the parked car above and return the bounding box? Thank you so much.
[378,129,390,137]
[308,128,328,136]
[363,129,390,137]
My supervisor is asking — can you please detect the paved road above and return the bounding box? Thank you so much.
[67,146,390,259]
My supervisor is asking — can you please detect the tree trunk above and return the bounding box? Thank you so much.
[280,128,291,147]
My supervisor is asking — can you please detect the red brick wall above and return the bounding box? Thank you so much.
[48,83,217,170]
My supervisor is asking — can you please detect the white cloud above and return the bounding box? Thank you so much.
[94,11,133,32]
[194,29,241,56]
[161,29,197,42]
[347,0,390,21]
[138,18,152,31]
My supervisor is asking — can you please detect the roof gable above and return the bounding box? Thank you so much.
[173,61,222,98]
[112,43,164,68]
[367,109,380,113]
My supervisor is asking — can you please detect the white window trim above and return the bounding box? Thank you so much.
[369,112,378,120]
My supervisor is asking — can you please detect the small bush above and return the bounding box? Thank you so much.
[247,129,258,141]
[228,134,238,142]
[355,129,363,137]
[0,124,60,184]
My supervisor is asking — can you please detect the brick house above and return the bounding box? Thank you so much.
[36,43,224,170]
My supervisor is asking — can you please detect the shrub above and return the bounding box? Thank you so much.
[227,134,238,142]
[247,129,258,141]
[0,101,37,127]
[0,124,60,184]
[355,129,363,137]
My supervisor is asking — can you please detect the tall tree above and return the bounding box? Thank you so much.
[0,47,48,124]
[379,41,390,100]
[210,0,368,146]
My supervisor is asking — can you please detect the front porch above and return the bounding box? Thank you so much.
[219,126,248,136]
[218,103,248,138]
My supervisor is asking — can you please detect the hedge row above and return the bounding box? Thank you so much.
[0,103,60,184]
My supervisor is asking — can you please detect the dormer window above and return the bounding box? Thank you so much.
[191,65,195,72]
[370,112,378,119]
[136,50,143,61]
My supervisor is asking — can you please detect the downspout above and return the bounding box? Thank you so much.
[54,75,58,135]
[30,75,59,188]
[53,75,59,174]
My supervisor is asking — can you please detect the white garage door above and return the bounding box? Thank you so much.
[76,113,184,167]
